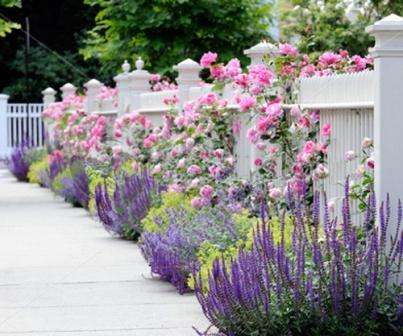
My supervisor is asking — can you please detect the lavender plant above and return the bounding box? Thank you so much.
[95,170,158,240]
[194,185,403,336]
[60,170,90,209]
[8,143,30,181]
[140,205,251,294]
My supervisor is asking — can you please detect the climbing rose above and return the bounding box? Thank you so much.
[319,52,342,66]
[239,96,256,112]
[199,185,214,199]
[321,123,332,137]
[200,52,218,67]
[279,43,298,57]
[187,165,202,175]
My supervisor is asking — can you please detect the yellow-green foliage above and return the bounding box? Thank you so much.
[86,167,115,214]
[141,192,193,233]
[52,167,72,194]
[188,215,295,290]
[28,156,48,185]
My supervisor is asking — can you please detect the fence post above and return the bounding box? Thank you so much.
[60,83,77,100]
[367,14,403,253]
[174,58,201,106]
[0,94,9,158]
[235,42,278,178]
[41,88,56,146]
[42,87,56,107]
[84,79,103,113]
[244,41,278,66]
[129,57,151,111]
[114,60,132,115]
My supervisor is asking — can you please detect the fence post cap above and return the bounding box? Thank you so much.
[60,83,77,90]
[42,87,56,95]
[0,94,9,100]
[366,14,403,33]
[244,41,278,55]
[174,58,201,71]
[84,78,103,88]
[135,57,144,70]
[122,60,131,73]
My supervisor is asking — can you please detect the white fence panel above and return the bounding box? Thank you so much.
[4,103,45,155]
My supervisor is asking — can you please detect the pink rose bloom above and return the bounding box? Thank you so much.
[114,129,122,138]
[269,187,282,199]
[366,157,375,169]
[254,158,263,167]
[290,105,301,118]
[313,164,329,180]
[190,178,200,188]
[247,127,259,144]
[150,73,161,82]
[200,51,218,67]
[279,43,298,57]
[239,95,256,112]
[191,197,203,209]
[210,65,226,79]
[226,58,241,77]
[131,161,140,172]
[321,123,332,137]
[234,73,249,87]
[339,49,349,58]
[303,141,316,155]
[151,164,162,175]
[352,55,367,71]
[319,52,342,66]
[248,64,274,86]
[200,185,214,199]
[214,149,224,159]
[199,92,218,105]
[362,137,373,148]
[185,137,195,149]
[225,156,235,166]
[143,138,153,148]
[187,164,202,175]
[168,183,183,193]
[177,158,186,168]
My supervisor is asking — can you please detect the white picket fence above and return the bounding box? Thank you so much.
[0,95,45,157]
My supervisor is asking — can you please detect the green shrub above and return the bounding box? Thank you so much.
[27,155,49,185]
[141,192,193,233]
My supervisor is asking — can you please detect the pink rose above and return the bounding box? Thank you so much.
[200,51,218,67]
[303,141,316,155]
[321,123,332,137]
[187,164,202,175]
[239,95,256,112]
[279,43,298,57]
[254,158,263,167]
[269,187,282,199]
[151,164,162,175]
[191,197,203,209]
[200,185,214,199]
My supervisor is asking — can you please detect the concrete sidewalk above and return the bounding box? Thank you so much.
[0,169,209,335]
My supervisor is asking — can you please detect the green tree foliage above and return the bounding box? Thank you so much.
[279,0,403,58]
[2,47,108,101]
[81,0,273,75]
[0,0,21,37]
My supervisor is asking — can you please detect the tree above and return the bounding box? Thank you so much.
[81,0,274,76]
[0,0,20,37]
[279,0,403,58]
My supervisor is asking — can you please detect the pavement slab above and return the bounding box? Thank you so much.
[0,169,209,335]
